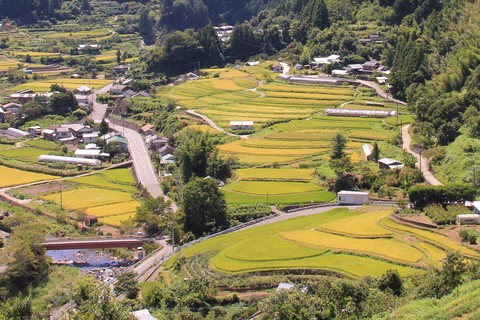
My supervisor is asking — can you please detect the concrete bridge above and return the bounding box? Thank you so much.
[42,237,146,250]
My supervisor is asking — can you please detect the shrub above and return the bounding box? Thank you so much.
[459,229,478,245]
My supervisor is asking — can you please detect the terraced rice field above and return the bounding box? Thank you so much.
[167,207,466,278]
[0,57,20,71]
[219,116,393,165]
[158,68,355,130]
[224,168,334,204]
[41,169,140,226]
[0,165,56,187]
[41,28,112,39]
[165,66,407,166]
[236,168,314,181]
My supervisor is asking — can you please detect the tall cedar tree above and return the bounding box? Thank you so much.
[330,132,347,160]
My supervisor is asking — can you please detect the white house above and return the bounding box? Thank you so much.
[82,132,99,144]
[230,121,254,130]
[337,190,369,205]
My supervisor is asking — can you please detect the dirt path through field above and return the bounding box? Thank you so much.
[186,109,250,139]
[402,124,443,186]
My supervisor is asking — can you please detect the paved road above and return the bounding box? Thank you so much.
[357,80,407,106]
[121,125,164,198]
[402,125,443,186]
[133,239,173,282]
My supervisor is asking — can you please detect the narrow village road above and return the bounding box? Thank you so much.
[186,109,249,139]
[402,124,443,186]
[89,82,113,123]
[357,79,407,106]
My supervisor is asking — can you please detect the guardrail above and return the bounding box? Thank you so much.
[286,203,337,213]
[130,213,281,281]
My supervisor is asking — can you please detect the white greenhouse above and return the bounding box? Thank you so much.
[38,155,101,166]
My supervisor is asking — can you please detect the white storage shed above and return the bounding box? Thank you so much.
[337,190,369,205]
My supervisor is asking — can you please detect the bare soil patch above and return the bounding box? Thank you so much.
[18,181,76,197]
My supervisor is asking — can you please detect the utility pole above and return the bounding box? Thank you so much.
[473,166,477,188]
[59,180,63,210]
[266,191,269,205]
[396,101,399,126]
[419,146,422,172]
[400,119,403,144]
[171,210,175,252]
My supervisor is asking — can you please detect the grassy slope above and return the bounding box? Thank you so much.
[430,135,480,185]
[390,279,480,319]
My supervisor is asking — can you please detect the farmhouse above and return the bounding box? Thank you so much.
[456,214,480,225]
[362,60,380,70]
[2,102,22,114]
[8,89,36,103]
[109,84,129,95]
[104,134,128,153]
[82,132,99,144]
[140,123,154,136]
[145,135,168,152]
[245,61,260,66]
[55,127,75,142]
[28,126,42,137]
[337,190,369,205]
[41,128,56,141]
[230,121,254,130]
[60,124,94,139]
[113,64,129,74]
[378,158,404,170]
[158,145,175,157]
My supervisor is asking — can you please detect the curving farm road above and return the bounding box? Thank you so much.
[402,124,443,186]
